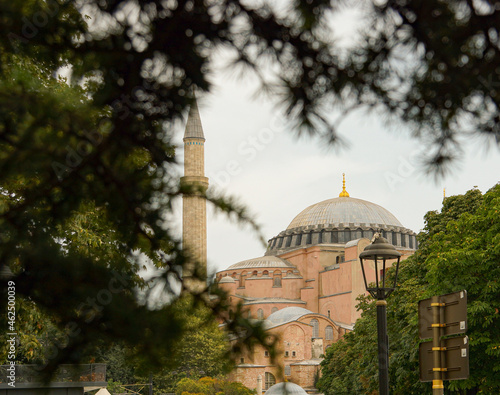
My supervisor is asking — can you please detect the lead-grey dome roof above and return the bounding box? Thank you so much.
[227,256,295,270]
[266,195,417,255]
[265,382,307,395]
[288,197,403,229]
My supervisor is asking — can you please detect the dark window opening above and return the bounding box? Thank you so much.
[331,231,338,243]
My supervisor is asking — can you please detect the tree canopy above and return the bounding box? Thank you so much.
[0,0,499,372]
[176,376,254,395]
[97,298,231,394]
[318,184,500,394]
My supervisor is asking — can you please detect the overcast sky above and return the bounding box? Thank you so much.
[167,4,500,276]
[170,70,500,276]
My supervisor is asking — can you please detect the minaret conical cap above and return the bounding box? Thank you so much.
[184,98,205,140]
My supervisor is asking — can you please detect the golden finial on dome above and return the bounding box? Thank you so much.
[339,173,350,197]
[443,187,446,198]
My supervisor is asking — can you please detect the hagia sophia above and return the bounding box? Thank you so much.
[182,101,417,394]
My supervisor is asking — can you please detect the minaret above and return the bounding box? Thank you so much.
[181,99,209,283]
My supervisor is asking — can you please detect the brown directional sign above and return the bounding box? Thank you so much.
[418,290,467,339]
[420,335,470,382]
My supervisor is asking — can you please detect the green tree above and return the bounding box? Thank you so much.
[0,0,279,371]
[176,377,254,395]
[99,297,231,393]
[318,185,500,394]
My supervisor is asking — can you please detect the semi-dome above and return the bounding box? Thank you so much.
[218,276,236,283]
[227,256,295,270]
[266,176,416,255]
[265,307,313,328]
[265,382,307,395]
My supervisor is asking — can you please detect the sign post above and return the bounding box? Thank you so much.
[418,290,468,394]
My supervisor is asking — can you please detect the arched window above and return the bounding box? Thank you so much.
[271,307,278,314]
[325,325,334,340]
[273,272,282,287]
[252,270,258,277]
[327,310,331,318]
[263,270,269,277]
[257,309,264,320]
[265,372,276,389]
[311,319,319,338]
[240,272,246,287]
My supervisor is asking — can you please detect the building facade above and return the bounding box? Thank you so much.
[182,106,416,393]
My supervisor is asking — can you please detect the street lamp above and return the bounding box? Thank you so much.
[359,233,402,395]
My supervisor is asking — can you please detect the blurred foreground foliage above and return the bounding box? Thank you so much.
[1,0,499,377]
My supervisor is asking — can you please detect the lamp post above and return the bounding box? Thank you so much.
[359,233,402,395]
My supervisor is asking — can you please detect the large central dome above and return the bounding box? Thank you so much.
[266,176,416,255]
[287,197,403,229]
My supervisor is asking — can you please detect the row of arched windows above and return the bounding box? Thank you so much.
[310,319,334,340]
[269,229,417,250]
[218,269,298,288]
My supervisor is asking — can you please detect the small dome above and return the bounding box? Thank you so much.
[265,382,307,395]
[219,276,236,284]
[227,256,295,270]
[288,197,403,229]
[266,307,313,327]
